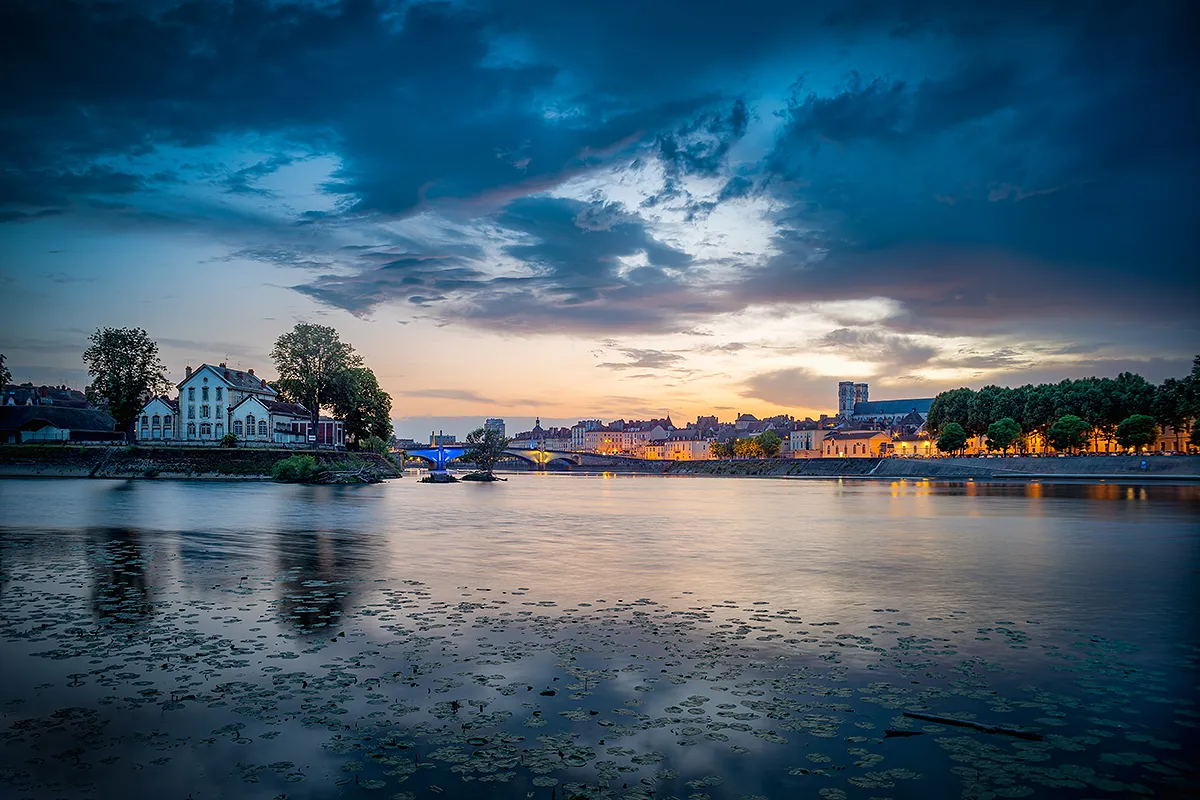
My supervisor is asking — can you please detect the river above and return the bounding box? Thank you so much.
[1,476,1197,798]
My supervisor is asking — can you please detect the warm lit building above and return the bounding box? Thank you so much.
[888,433,936,458]
[786,428,829,458]
[823,430,891,458]
[641,430,713,460]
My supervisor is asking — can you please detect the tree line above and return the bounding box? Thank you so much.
[78,323,393,448]
[926,356,1200,454]
[710,430,782,459]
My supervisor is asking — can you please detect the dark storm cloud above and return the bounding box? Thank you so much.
[1,0,1196,363]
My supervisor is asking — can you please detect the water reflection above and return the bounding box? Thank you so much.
[88,528,153,623]
[274,529,379,633]
[0,477,1197,799]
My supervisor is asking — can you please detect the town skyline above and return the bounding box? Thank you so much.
[3,1,1197,434]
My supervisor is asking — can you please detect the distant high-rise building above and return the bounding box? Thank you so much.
[484,418,506,437]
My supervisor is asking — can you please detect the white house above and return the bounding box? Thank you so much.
[135,396,179,440]
[228,396,311,444]
[177,363,276,442]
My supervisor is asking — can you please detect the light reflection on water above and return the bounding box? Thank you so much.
[0,476,1197,799]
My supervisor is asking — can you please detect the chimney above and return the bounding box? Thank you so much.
[219,361,226,368]
[260,379,266,388]
[185,365,192,378]
[248,368,254,376]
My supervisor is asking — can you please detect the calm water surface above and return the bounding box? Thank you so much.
[1,475,1197,799]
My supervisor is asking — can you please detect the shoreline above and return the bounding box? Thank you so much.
[1,446,1196,483]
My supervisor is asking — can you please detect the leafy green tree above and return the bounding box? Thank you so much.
[985,417,1021,453]
[936,422,968,455]
[927,387,973,435]
[331,366,393,447]
[0,353,10,387]
[1047,414,1091,453]
[754,430,782,458]
[82,327,169,442]
[463,426,510,477]
[733,437,763,458]
[968,385,1016,436]
[272,323,363,440]
[1152,377,1190,436]
[218,432,238,448]
[710,440,734,459]
[361,435,390,455]
[1115,414,1159,450]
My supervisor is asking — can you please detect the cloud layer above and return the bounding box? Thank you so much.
[2,0,1196,406]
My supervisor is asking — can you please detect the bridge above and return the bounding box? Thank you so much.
[404,444,582,474]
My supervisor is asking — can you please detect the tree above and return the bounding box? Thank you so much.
[710,440,734,459]
[0,353,10,387]
[927,387,973,435]
[272,323,362,440]
[936,422,968,455]
[1047,414,1091,453]
[732,437,762,458]
[463,426,510,477]
[1115,414,1159,450]
[754,430,782,458]
[82,327,169,442]
[985,417,1021,453]
[331,366,393,447]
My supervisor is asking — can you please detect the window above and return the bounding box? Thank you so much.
[188,405,195,419]
[201,405,210,418]
[233,420,243,435]
[187,422,196,436]
[163,414,172,429]
[202,386,209,402]
[215,424,223,437]
[246,414,256,436]
[215,387,222,401]
[151,415,160,428]
[258,420,268,437]
[216,406,222,420]
[200,423,212,436]
[188,387,195,401]
[141,415,149,427]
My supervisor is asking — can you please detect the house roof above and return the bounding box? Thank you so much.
[180,363,276,394]
[0,405,118,433]
[852,398,933,416]
[3,384,90,408]
[264,400,309,417]
[827,430,891,440]
[142,395,179,412]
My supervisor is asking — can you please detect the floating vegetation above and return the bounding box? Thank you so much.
[1,487,1198,799]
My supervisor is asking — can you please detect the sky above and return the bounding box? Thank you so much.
[1,0,1197,439]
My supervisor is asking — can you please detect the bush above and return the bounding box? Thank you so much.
[271,454,320,482]
[218,432,238,448]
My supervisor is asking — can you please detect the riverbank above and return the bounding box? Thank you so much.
[0,444,401,480]
[663,454,1200,480]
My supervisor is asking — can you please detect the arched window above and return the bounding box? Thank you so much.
[246,414,256,437]
[215,423,223,437]
[258,420,268,437]
[233,420,243,435]
[187,422,196,436]
[141,415,149,427]
[163,414,171,429]
[152,415,160,427]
